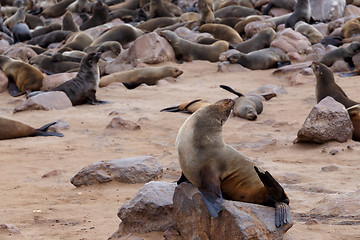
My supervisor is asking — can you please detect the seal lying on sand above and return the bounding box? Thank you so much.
[176,99,291,227]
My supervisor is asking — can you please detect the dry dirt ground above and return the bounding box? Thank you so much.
[1,60,360,239]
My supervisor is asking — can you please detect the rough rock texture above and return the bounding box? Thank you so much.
[0,223,21,234]
[249,84,288,95]
[106,117,141,130]
[310,0,346,22]
[270,28,311,54]
[296,96,353,143]
[217,61,252,72]
[174,27,213,42]
[172,183,293,240]
[48,119,70,132]
[13,91,73,113]
[244,21,276,38]
[343,4,360,17]
[111,181,176,237]
[126,32,175,64]
[4,45,37,61]
[0,70,8,93]
[41,72,77,90]
[70,156,163,187]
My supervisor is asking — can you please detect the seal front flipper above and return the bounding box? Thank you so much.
[199,165,223,218]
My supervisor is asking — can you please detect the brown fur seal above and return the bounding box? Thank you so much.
[312,62,359,108]
[80,0,110,31]
[29,54,81,74]
[62,10,80,32]
[108,0,140,11]
[99,65,183,89]
[214,5,260,19]
[66,0,92,13]
[30,22,61,38]
[176,99,291,227]
[294,21,323,44]
[199,23,243,44]
[136,17,179,32]
[159,30,229,62]
[25,13,44,29]
[84,41,121,55]
[0,117,63,140]
[227,47,290,70]
[3,6,26,31]
[233,15,265,35]
[150,0,174,18]
[41,0,76,18]
[341,17,360,39]
[198,0,215,24]
[91,24,144,46]
[28,30,72,48]
[347,104,360,141]
[263,0,296,15]
[285,0,311,29]
[319,41,360,71]
[50,52,106,105]
[232,28,276,53]
[161,99,211,113]
[58,31,93,53]
[0,55,43,96]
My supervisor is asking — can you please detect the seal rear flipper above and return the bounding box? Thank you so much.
[276,61,291,68]
[160,106,182,112]
[344,57,355,71]
[219,85,244,97]
[8,81,25,97]
[275,202,291,227]
[199,166,223,218]
[254,166,287,202]
[177,172,190,185]
[35,121,64,137]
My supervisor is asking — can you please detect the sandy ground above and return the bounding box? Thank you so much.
[1,60,360,240]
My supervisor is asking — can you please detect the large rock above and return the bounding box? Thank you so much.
[172,183,292,240]
[310,0,346,22]
[106,117,141,130]
[296,96,354,143]
[41,72,77,91]
[244,21,276,38]
[113,181,176,236]
[13,91,73,113]
[126,32,175,64]
[270,28,311,54]
[343,4,360,17]
[70,156,163,187]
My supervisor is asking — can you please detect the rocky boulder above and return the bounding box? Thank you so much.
[270,28,311,54]
[310,0,346,22]
[70,156,163,187]
[296,96,354,143]
[41,72,77,91]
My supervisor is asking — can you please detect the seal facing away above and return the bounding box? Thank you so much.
[51,52,107,105]
[312,62,358,108]
[0,117,63,140]
[176,99,291,227]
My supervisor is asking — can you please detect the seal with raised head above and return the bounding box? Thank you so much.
[227,47,290,70]
[159,30,229,62]
[312,62,358,108]
[80,0,109,31]
[62,10,80,32]
[3,6,26,31]
[0,55,44,96]
[0,117,63,140]
[51,52,107,105]
[285,0,311,29]
[319,41,360,71]
[176,99,291,227]
[198,0,215,24]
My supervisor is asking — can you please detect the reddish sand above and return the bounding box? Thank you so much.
[1,60,360,239]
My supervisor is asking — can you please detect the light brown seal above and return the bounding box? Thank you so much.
[214,5,260,19]
[227,47,290,70]
[159,30,229,62]
[198,0,215,24]
[3,6,26,31]
[99,65,183,89]
[58,31,93,53]
[41,0,76,18]
[161,99,211,113]
[285,0,311,29]
[231,28,276,53]
[347,104,360,141]
[294,21,323,44]
[319,41,360,71]
[312,62,359,108]
[136,17,179,32]
[0,55,43,96]
[176,99,291,227]
[341,17,360,39]
[198,23,243,44]
[0,117,63,140]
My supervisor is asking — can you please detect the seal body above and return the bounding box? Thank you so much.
[347,104,360,141]
[232,28,276,53]
[199,23,243,44]
[285,0,311,29]
[312,62,358,108]
[294,21,323,44]
[176,99,290,227]
[91,24,143,46]
[12,21,32,42]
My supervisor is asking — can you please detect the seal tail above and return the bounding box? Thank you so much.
[34,121,64,137]
[160,99,202,113]
[219,85,244,97]
[254,166,290,227]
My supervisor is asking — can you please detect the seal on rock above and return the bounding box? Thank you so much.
[0,117,63,140]
[312,62,358,108]
[285,0,311,29]
[199,23,243,44]
[176,99,291,227]
[231,28,276,54]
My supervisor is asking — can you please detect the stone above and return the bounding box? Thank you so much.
[217,61,251,72]
[70,156,163,187]
[268,7,292,17]
[287,52,303,62]
[244,21,276,38]
[172,183,292,240]
[312,23,329,37]
[0,70,8,93]
[0,223,21,234]
[321,164,340,172]
[42,169,64,178]
[174,27,213,42]
[4,44,37,61]
[249,84,287,95]
[115,181,176,235]
[270,28,311,54]
[343,4,360,17]
[41,72,77,91]
[296,96,354,144]
[48,119,70,132]
[310,0,346,22]
[106,117,141,130]
[13,91,73,113]
[126,32,175,64]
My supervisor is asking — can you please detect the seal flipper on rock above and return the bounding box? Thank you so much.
[34,121,64,137]
[177,172,190,184]
[199,165,223,218]
[254,166,290,227]
[8,80,24,97]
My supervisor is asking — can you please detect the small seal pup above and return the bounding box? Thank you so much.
[51,52,107,105]
[285,0,311,29]
[312,62,358,108]
[0,117,63,140]
[176,99,291,227]
[319,41,360,71]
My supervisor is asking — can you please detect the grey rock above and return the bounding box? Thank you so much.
[310,0,346,22]
[249,84,287,95]
[70,156,163,187]
[48,119,70,132]
[0,223,21,234]
[41,72,77,91]
[172,183,293,240]
[13,91,73,113]
[296,96,354,144]
[244,21,276,38]
[115,181,176,235]
[270,28,311,54]
[106,117,141,130]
